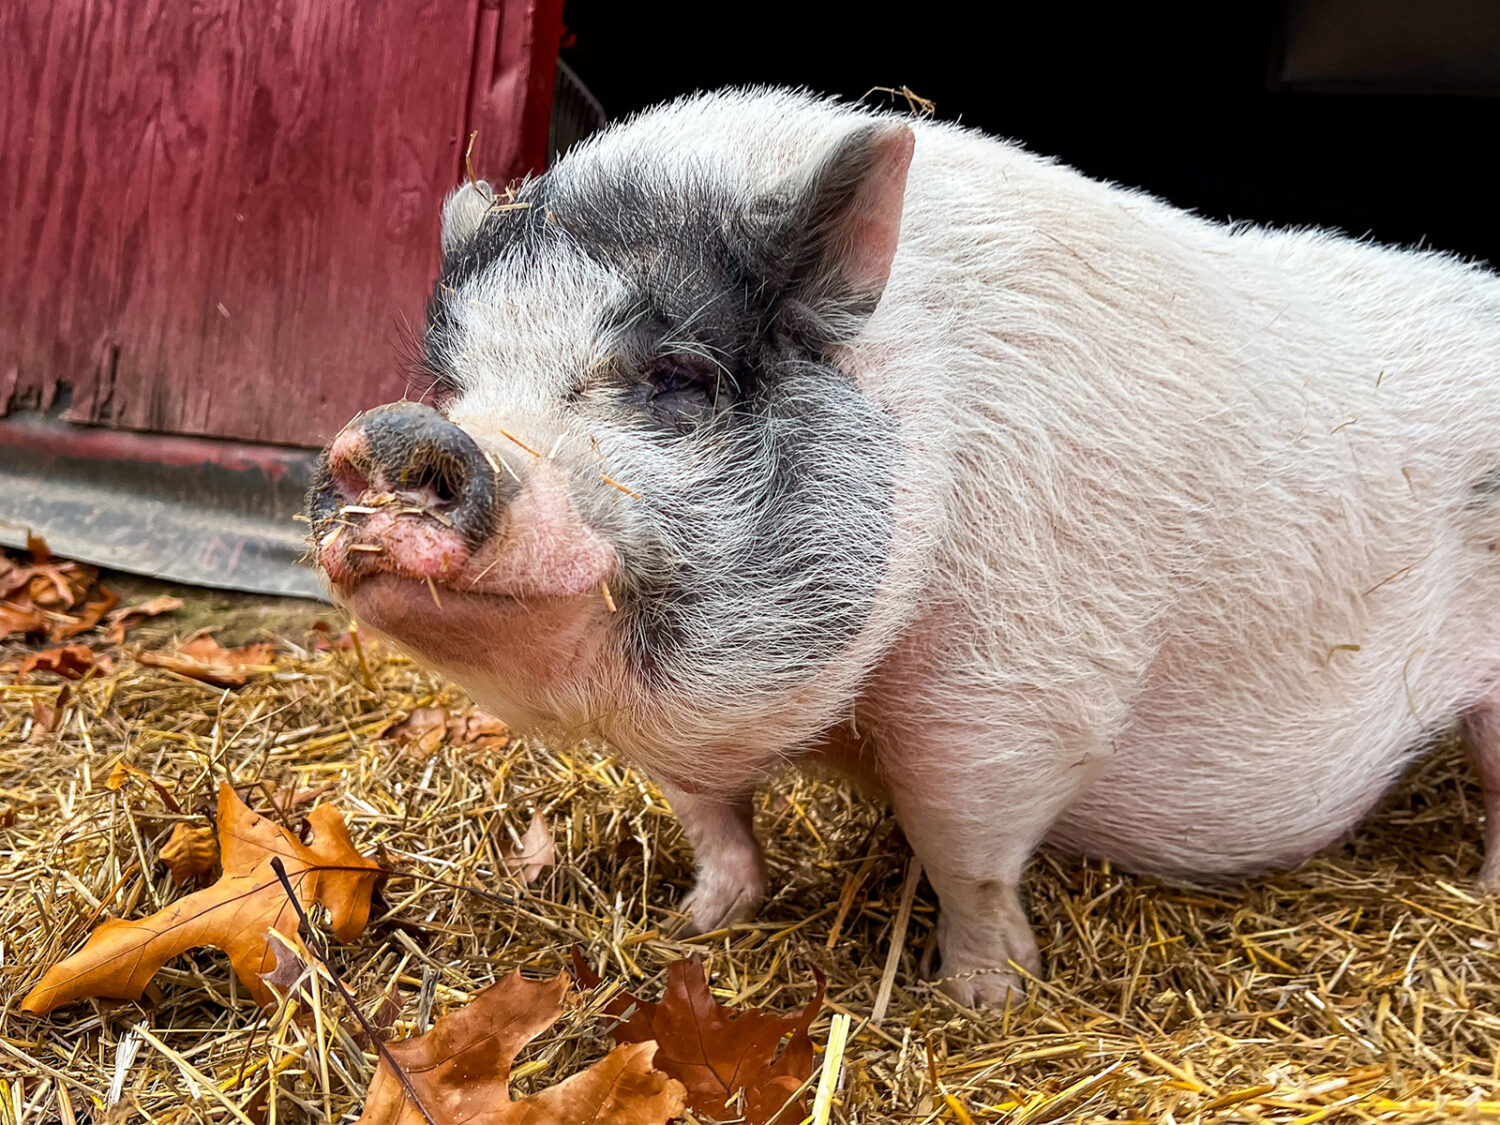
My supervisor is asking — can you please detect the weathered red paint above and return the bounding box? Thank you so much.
[0,0,562,449]
[467,0,565,191]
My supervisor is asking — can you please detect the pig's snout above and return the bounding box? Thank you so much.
[310,401,498,547]
[308,403,614,608]
[309,399,619,685]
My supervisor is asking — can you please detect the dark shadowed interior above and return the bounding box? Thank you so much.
[560,1,1500,267]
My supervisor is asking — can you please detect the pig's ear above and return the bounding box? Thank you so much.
[748,121,914,346]
[441,180,493,255]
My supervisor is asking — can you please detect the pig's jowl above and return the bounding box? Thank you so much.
[309,89,1500,1006]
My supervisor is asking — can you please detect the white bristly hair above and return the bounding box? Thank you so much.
[407,88,1500,1006]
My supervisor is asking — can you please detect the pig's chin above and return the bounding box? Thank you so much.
[334,573,607,691]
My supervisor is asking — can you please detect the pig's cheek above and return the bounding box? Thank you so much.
[457,473,617,599]
[471,598,609,688]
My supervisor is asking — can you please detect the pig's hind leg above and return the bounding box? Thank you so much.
[660,783,768,933]
[1460,685,1500,891]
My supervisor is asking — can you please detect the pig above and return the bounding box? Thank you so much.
[308,87,1500,1007]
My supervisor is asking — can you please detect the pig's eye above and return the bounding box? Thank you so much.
[647,358,720,419]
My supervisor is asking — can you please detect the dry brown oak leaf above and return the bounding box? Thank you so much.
[22,783,380,1013]
[15,644,94,682]
[355,970,685,1125]
[572,951,826,1125]
[136,635,278,687]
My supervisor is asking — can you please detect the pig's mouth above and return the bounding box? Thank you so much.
[315,489,616,599]
[313,498,617,684]
[316,498,483,592]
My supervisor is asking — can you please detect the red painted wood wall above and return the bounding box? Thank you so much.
[0,0,563,449]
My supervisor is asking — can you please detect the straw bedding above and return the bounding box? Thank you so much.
[1,584,1498,1123]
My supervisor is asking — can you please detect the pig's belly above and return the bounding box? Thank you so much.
[1041,716,1426,881]
[1040,575,1500,880]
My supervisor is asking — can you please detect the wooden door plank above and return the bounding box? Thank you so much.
[0,0,557,447]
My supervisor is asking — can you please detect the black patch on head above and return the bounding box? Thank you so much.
[423,122,906,401]
[420,177,571,399]
[604,347,898,695]
[423,130,902,696]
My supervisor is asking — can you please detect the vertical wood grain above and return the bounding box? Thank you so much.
[1,0,558,447]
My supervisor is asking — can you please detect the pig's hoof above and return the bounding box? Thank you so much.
[933,906,1040,1008]
[937,965,1027,1009]
[676,867,764,935]
[1479,857,1500,895]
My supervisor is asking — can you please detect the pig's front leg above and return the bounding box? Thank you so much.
[659,782,767,933]
[881,720,1101,1008]
[894,797,1044,1008]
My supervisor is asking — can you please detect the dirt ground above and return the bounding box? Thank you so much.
[3,573,1500,1123]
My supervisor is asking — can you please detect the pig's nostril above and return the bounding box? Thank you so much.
[400,462,464,507]
[431,467,461,505]
[332,462,371,504]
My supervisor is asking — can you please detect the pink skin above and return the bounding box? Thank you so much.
[1463,683,1500,892]
[318,429,617,692]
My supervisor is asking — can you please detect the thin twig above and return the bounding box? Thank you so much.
[499,429,542,458]
[872,855,921,1024]
[347,620,376,691]
[269,857,440,1125]
[598,474,641,499]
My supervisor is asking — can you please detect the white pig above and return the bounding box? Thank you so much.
[309,88,1500,1005]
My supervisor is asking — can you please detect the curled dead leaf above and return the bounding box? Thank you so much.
[22,783,380,1013]
[384,707,510,758]
[137,635,278,687]
[0,601,45,637]
[105,594,184,643]
[383,707,448,757]
[29,688,68,742]
[159,822,220,885]
[448,709,510,749]
[51,587,119,640]
[354,970,685,1125]
[1,538,120,642]
[573,950,826,1125]
[15,644,94,683]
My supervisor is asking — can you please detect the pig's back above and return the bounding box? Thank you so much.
[859,105,1500,877]
[1044,231,1500,877]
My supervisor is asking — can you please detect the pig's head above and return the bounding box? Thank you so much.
[308,102,916,789]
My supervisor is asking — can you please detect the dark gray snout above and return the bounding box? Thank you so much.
[307,401,501,547]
